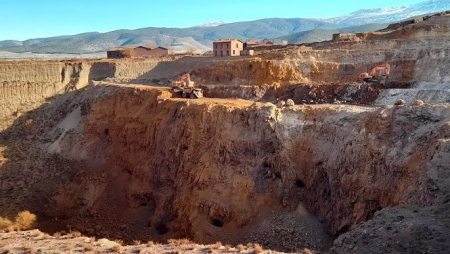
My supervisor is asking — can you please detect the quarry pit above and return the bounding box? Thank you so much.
[1,13,450,254]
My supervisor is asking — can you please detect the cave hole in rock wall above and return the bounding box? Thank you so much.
[211,218,224,227]
[156,224,170,235]
[296,179,306,188]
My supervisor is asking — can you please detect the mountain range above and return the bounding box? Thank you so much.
[0,0,449,55]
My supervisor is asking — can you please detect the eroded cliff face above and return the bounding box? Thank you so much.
[50,86,296,246]
[193,58,302,86]
[1,84,446,252]
[0,60,90,129]
[0,58,168,130]
[0,56,306,132]
[289,14,450,84]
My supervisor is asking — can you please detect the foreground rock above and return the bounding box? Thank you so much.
[0,229,291,253]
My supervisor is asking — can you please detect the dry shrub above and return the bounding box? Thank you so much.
[114,239,124,246]
[24,118,33,127]
[147,240,155,247]
[14,210,37,230]
[182,238,194,245]
[237,244,245,252]
[254,243,263,253]
[224,244,231,250]
[53,232,62,238]
[133,240,142,245]
[69,230,82,238]
[167,238,195,251]
[6,225,15,232]
[246,242,254,248]
[121,48,135,58]
[0,217,13,230]
[168,238,193,245]
[0,211,37,231]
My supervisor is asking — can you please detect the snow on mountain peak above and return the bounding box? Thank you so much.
[196,21,227,27]
[327,0,450,27]
[350,6,409,15]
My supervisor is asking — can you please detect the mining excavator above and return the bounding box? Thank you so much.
[171,73,203,99]
[358,63,390,86]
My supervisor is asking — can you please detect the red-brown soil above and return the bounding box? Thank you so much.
[1,12,450,254]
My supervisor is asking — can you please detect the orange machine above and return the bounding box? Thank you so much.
[171,73,203,99]
[358,63,390,86]
[172,73,193,88]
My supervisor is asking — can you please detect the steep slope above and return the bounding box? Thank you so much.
[1,83,449,253]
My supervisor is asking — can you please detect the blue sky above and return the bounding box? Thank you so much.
[1,0,425,41]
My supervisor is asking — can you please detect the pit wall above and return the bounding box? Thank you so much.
[0,61,86,129]
[193,27,450,87]
[0,58,164,129]
[66,88,283,241]
[51,86,450,241]
[0,57,304,129]
[192,57,303,86]
[2,22,450,126]
[287,43,450,84]
[300,17,450,84]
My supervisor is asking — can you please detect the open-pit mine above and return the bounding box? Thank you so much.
[1,12,450,254]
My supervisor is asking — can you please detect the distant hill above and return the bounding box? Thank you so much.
[0,18,336,54]
[0,0,448,55]
[274,23,389,44]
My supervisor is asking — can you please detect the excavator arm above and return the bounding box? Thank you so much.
[172,74,193,88]
[358,63,390,86]
[171,73,203,99]
[369,64,390,77]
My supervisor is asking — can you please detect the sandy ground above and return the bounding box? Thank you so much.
[0,229,315,254]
